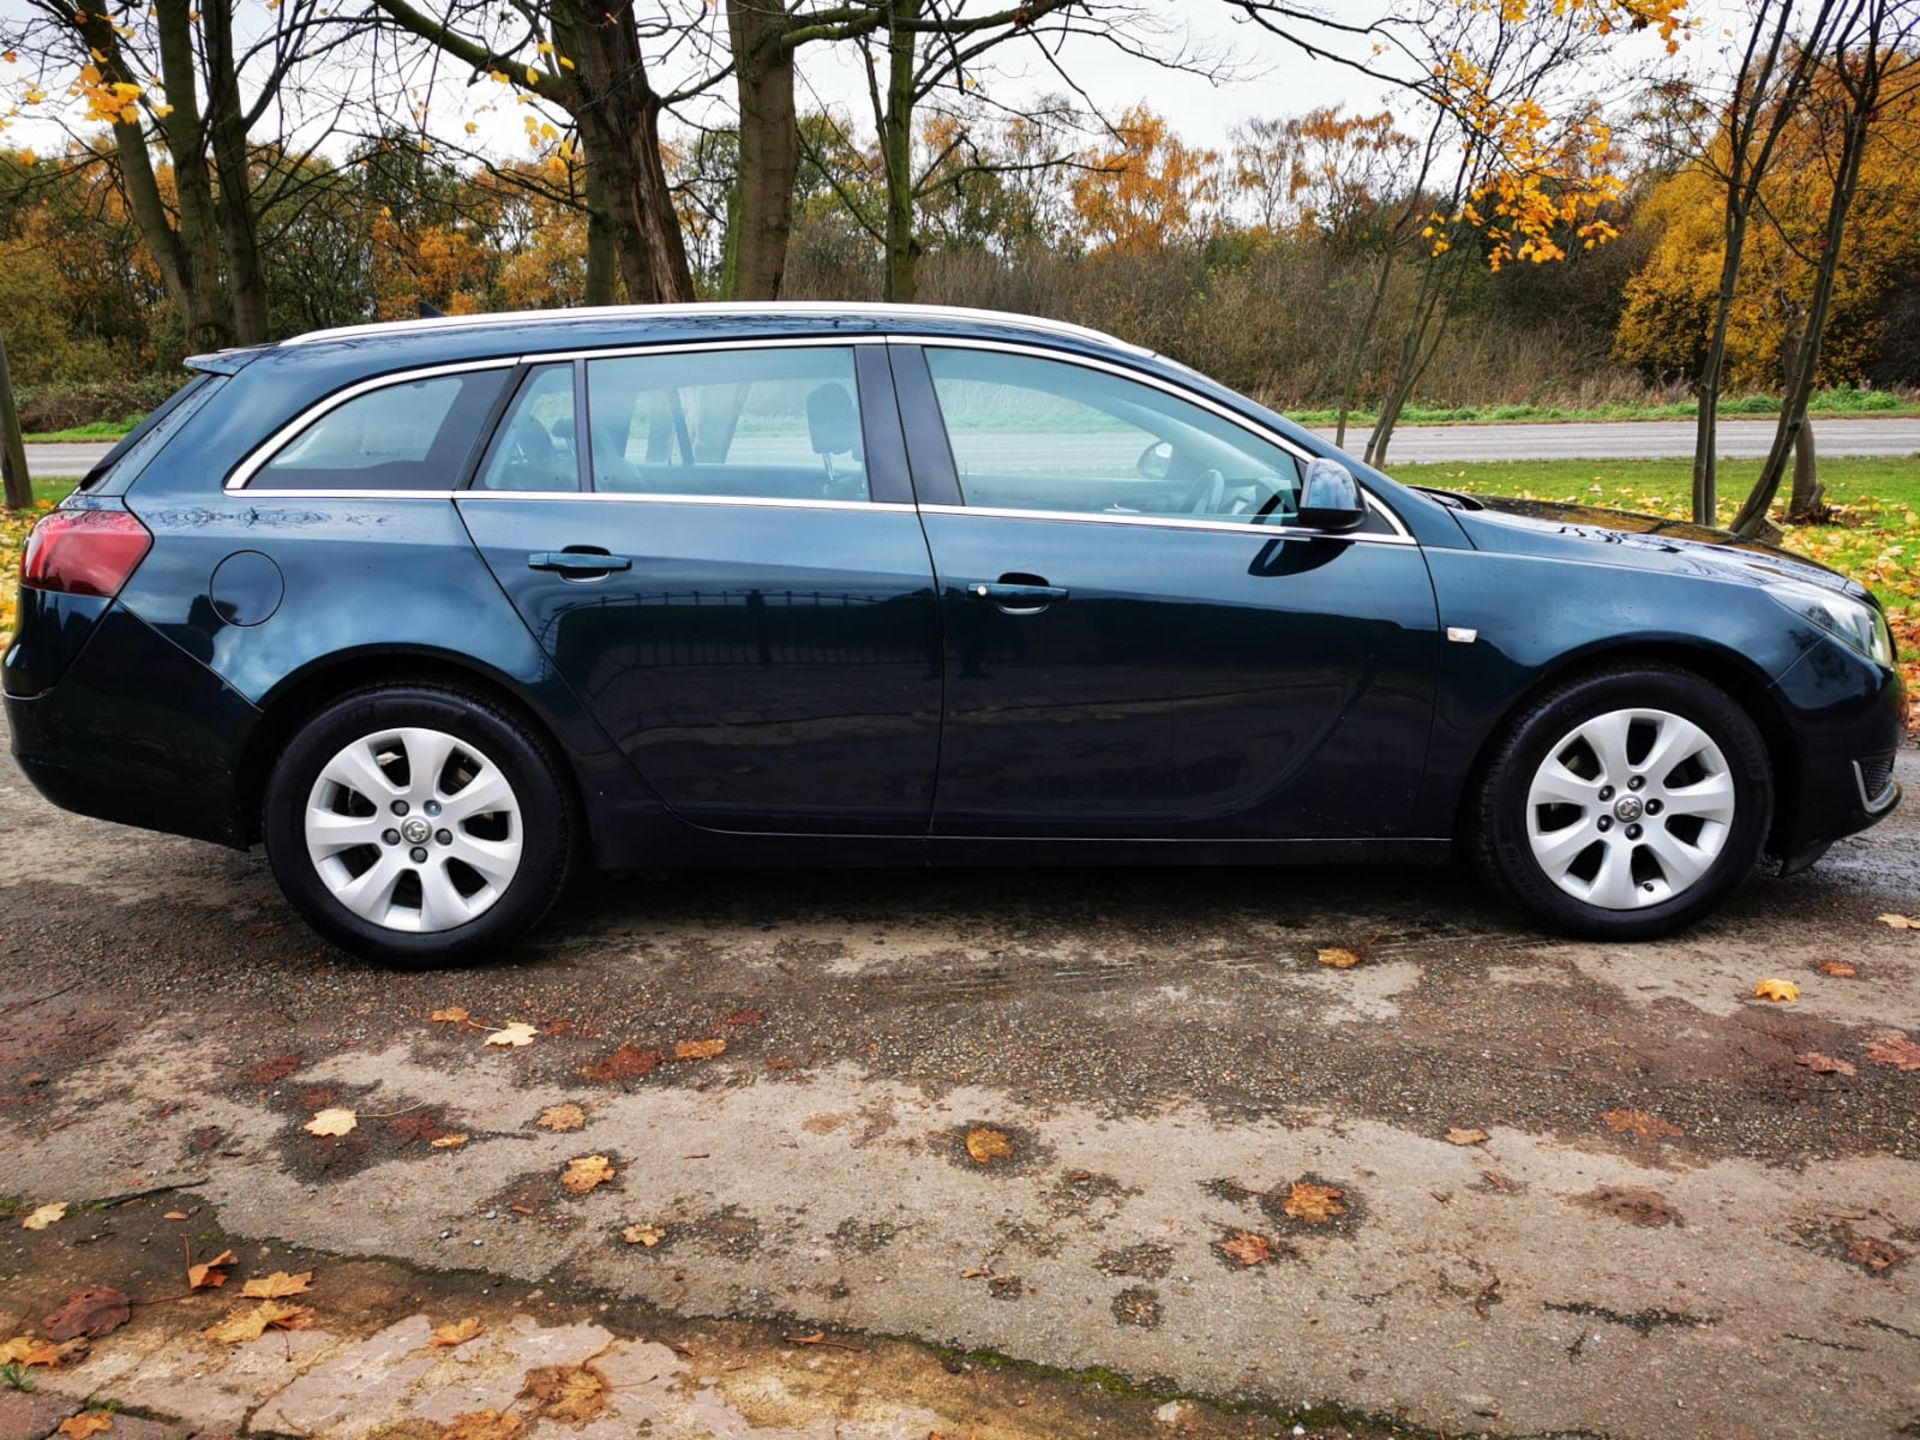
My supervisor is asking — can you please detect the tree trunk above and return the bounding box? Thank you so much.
[1730,85,1871,539]
[202,0,270,343]
[724,0,799,300]
[583,162,617,305]
[1689,209,1749,526]
[1788,418,1822,520]
[554,0,695,305]
[0,332,30,511]
[879,0,921,303]
[1334,250,1394,451]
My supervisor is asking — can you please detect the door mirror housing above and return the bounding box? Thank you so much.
[1136,439,1173,480]
[1297,458,1367,533]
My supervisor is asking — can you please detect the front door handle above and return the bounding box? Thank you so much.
[529,548,632,576]
[966,577,1068,613]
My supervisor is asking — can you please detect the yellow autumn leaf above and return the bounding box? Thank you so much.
[429,1132,469,1149]
[187,1249,235,1289]
[58,1413,112,1440]
[560,1154,615,1195]
[0,1336,58,1366]
[674,1038,725,1061]
[1316,946,1361,969]
[443,1409,521,1440]
[1444,1127,1489,1146]
[203,1300,315,1345]
[1753,978,1799,1003]
[430,1006,470,1023]
[21,1202,67,1230]
[486,1022,538,1048]
[621,1223,666,1247]
[536,1102,586,1132]
[239,1271,313,1299]
[1283,1181,1346,1224]
[430,1317,485,1347]
[303,1107,357,1137]
[964,1127,1013,1164]
[1877,913,1917,930]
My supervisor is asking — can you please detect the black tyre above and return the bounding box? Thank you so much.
[1470,664,1772,940]
[263,684,577,964]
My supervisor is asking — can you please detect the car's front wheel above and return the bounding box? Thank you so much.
[263,684,576,964]
[1472,664,1772,939]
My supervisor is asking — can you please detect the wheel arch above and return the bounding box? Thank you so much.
[1451,638,1799,857]
[236,646,589,849]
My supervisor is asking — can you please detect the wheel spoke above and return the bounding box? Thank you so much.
[1638,715,1708,788]
[1641,827,1712,891]
[333,851,406,924]
[1662,772,1735,821]
[440,763,513,822]
[400,728,459,806]
[306,809,388,855]
[1530,759,1601,809]
[1584,840,1639,909]
[417,863,472,932]
[320,740,400,806]
[1576,710,1634,786]
[448,832,520,886]
[1530,820,1596,876]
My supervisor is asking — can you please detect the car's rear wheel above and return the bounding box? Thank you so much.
[1471,664,1772,939]
[264,685,576,964]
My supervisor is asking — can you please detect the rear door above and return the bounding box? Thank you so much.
[892,341,1439,840]
[458,340,942,835]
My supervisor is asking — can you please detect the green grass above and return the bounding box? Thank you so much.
[1288,386,1919,429]
[22,419,139,442]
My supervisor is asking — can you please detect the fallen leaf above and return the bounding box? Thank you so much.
[41,1288,130,1342]
[1445,1127,1490,1146]
[430,1318,485,1348]
[1574,1184,1679,1228]
[430,1133,469,1149]
[560,1154,616,1195]
[58,1414,112,1440]
[1283,1181,1347,1224]
[485,1022,538,1048]
[1845,1236,1907,1272]
[0,1336,58,1366]
[163,1211,189,1221]
[188,1249,235,1290]
[674,1038,726,1061]
[1215,1230,1274,1266]
[519,1362,609,1424]
[1602,1108,1684,1139]
[786,1331,827,1345]
[1315,946,1361,969]
[1816,959,1859,978]
[1753,978,1799,1003]
[965,1127,1014,1165]
[430,1006,471,1023]
[721,1007,764,1027]
[20,1202,67,1231]
[621,1223,666,1247]
[203,1300,316,1345]
[304,1107,357,1137]
[239,1271,313,1299]
[1876,913,1918,930]
[580,1044,661,1083]
[536,1103,587,1132]
[1864,1034,1920,1071]
[1794,1052,1857,1077]
[441,1410,522,1440]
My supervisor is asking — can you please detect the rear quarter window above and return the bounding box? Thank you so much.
[245,368,510,491]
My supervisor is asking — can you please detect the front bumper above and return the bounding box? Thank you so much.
[1766,636,1906,864]
[6,601,261,847]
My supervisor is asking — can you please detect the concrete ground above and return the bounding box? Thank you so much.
[1,732,1916,1440]
[23,414,1920,479]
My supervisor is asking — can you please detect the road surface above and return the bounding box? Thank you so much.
[22,415,1920,480]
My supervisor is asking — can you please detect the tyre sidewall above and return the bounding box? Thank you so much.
[264,687,573,965]
[1481,668,1772,939]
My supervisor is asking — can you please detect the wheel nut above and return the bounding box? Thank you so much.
[410,846,429,863]
[426,801,442,816]
[382,828,400,846]
[435,828,452,846]
[1645,799,1663,815]
[1598,786,1614,801]
[1597,816,1612,831]
[1628,776,1645,791]
[1626,823,1642,840]
[391,800,409,815]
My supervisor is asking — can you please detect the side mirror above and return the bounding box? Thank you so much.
[1297,458,1366,533]
[1136,440,1173,481]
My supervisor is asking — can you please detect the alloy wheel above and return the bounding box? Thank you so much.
[1524,707,1736,910]
[304,726,524,933]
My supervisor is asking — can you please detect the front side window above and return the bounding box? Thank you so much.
[250,369,508,491]
[474,364,580,492]
[924,348,1303,525]
[586,346,867,502]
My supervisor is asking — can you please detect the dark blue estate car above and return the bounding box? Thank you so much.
[4,303,1904,961]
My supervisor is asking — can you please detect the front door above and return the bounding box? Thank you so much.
[459,342,942,835]
[894,342,1438,840]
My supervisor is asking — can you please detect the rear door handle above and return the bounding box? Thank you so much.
[966,579,1068,612]
[529,549,631,576]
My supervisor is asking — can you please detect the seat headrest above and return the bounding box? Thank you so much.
[806,383,858,457]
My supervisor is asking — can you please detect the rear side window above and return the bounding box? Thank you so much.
[248,369,508,491]
[84,372,225,495]
[585,346,867,502]
[473,365,581,492]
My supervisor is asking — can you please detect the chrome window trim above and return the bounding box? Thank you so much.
[224,358,519,493]
[914,502,1416,545]
[540,334,886,363]
[456,492,916,514]
[276,301,1155,360]
[910,337,1411,540]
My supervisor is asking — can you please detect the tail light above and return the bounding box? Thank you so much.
[20,508,153,599]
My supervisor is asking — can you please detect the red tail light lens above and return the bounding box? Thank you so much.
[20,509,154,599]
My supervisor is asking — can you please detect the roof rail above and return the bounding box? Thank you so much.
[277,300,1154,358]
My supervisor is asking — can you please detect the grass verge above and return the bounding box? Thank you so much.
[1288,386,1919,429]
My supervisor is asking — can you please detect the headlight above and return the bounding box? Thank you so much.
[1769,580,1894,666]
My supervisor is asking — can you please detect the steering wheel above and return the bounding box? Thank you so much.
[1182,467,1226,515]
